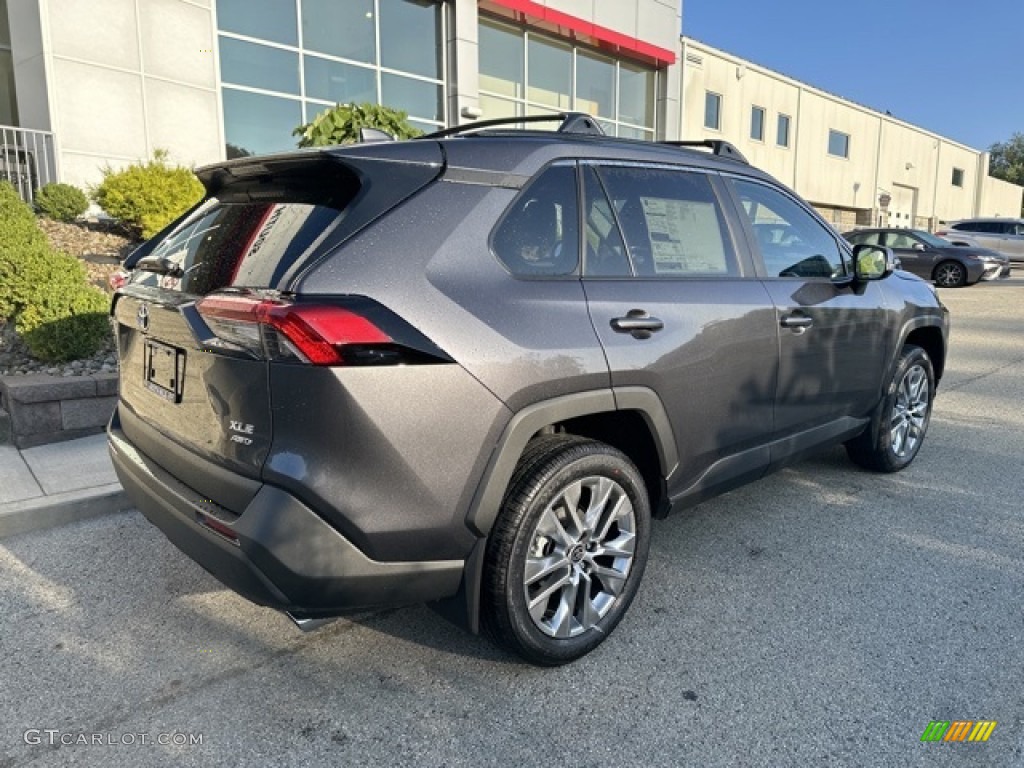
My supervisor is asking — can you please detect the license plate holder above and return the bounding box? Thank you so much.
[143,339,185,403]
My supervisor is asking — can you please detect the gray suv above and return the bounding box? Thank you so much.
[109,113,949,665]
[936,218,1024,262]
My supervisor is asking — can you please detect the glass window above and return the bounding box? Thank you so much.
[704,91,721,131]
[217,0,297,46]
[479,19,524,98]
[379,0,442,80]
[732,179,847,278]
[828,129,850,158]
[0,49,17,126]
[381,73,442,121]
[847,231,881,246]
[219,36,299,95]
[582,167,631,277]
[885,232,918,249]
[619,63,655,129]
[222,89,302,157]
[528,36,571,109]
[596,166,738,278]
[492,165,579,277]
[777,114,790,148]
[479,93,523,120]
[304,55,376,105]
[576,51,615,119]
[750,106,765,141]
[951,168,965,187]
[301,0,375,65]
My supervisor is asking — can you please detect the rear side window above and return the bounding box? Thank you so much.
[595,166,738,277]
[130,200,343,295]
[492,165,580,276]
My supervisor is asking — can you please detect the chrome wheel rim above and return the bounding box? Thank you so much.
[890,363,930,458]
[523,476,636,638]
[935,264,963,287]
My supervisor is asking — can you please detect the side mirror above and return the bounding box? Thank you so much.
[912,242,926,251]
[852,243,897,281]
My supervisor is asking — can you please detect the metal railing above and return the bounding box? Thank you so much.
[0,125,58,205]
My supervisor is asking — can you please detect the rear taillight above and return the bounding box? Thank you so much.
[109,270,129,291]
[196,294,391,365]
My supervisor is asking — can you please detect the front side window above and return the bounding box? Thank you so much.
[750,106,765,141]
[828,130,850,158]
[705,91,722,131]
[594,166,738,278]
[492,165,580,277]
[732,179,848,278]
[847,231,881,246]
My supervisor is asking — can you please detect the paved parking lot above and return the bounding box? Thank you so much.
[2,278,1023,768]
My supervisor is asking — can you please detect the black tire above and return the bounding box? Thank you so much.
[846,344,935,472]
[482,435,651,666]
[933,260,967,288]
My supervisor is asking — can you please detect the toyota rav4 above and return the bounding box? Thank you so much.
[109,113,949,665]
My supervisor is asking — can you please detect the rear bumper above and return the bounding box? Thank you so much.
[109,426,464,617]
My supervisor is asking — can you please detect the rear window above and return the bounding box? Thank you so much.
[129,200,343,295]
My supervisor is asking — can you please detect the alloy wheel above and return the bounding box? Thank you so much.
[890,362,930,458]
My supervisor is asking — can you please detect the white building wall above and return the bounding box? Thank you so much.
[15,0,222,189]
[679,38,1023,229]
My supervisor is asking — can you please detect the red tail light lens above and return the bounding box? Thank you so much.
[196,294,391,365]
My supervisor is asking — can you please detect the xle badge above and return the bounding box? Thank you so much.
[229,420,255,446]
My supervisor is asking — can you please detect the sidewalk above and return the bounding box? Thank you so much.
[0,433,132,538]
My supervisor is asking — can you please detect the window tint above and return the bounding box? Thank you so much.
[848,231,881,246]
[582,167,631,277]
[131,201,343,295]
[732,179,848,278]
[218,0,297,46]
[959,221,999,233]
[492,165,580,277]
[595,167,738,278]
[704,91,721,130]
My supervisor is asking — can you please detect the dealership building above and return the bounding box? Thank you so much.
[2,0,1020,227]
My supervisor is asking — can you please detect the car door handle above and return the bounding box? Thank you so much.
[610,310,664,338]
[780,313,813,330]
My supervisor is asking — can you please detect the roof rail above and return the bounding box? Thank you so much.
[661,140,749,164]
[420,112,606,139]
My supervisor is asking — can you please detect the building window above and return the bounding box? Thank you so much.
[478,17,658,140]
[776,114,790,148]
[952,168,965,187]
[0,0,16,126]
[750,106,765,142]
[704,91,721,131]
[217,0,447,158]
[828,129,850,159]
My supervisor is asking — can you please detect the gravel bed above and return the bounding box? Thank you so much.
[1,218,139,377]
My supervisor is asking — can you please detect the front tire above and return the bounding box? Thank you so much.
[933,260,967,287]
[846,344,935,472]
[482,435,651,665]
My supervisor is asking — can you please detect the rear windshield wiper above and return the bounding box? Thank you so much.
[134,255,185,278]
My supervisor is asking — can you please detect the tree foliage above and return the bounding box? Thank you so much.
[988,133,1024,187]
[293,103,422,148]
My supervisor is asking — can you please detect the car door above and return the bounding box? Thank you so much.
[579,163,778,502]
[883,230,934,280]
[1001,222,1024,260]
[724,176,896,463]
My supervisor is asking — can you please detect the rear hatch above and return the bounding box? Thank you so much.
[112,144,444,512]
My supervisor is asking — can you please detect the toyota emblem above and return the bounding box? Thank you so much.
[137,302,150,332]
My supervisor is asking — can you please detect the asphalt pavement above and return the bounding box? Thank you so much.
[2,277,1023,768]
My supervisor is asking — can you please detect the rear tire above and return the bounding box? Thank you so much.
[933,261,967,287]
[846,344,935,472]
[482,435,651,665]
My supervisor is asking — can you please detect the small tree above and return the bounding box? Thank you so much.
[293,103,422,148]
[988,133,1024,188]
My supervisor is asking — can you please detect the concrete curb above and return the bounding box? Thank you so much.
[0,483,133,539]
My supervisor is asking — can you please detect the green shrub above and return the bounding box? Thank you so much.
[293,102,423,148]
[0,181,111,361]
[35,182,89,222]
[93,149,203,239]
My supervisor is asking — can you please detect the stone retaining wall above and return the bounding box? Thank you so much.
[0,373,117,448]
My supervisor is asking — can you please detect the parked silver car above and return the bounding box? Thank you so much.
[935,218,1024,263]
